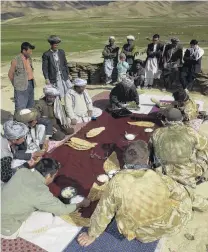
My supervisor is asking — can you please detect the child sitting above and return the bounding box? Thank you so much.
[117,53,129,82]
[130,60,145,89]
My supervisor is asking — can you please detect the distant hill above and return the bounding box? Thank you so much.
[1,1,208,20]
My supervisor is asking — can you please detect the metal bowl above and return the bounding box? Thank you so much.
[60,186,77,204]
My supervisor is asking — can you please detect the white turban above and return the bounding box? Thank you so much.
[43,85,60,96]
[109,36,115,41]
[3,120,29,140]
[127,35,135,41]
[74,78,87,87]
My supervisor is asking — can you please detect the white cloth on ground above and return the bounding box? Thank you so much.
[74,107,102,123]
[2,211,82,252]
[11,125,46,169]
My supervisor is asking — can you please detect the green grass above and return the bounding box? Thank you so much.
[1,16,208,62]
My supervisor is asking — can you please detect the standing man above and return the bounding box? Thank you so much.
[42,35,72,98]
[181,40,204,92]
[162,38,183,90]
[8,42,35,111]
[102,36,119,84]
[144,34,163,89]
[121,35,138,74]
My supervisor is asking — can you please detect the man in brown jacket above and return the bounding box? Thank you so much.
[8,42,36,111]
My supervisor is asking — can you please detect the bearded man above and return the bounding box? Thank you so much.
[35,85,74,141]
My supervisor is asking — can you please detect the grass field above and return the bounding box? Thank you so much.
[2,15,208,62]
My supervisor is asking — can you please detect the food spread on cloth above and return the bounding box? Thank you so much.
[126,101,139,110]
[65,137,97,150]
[61,187,77,199]
[127,121,155,127]
[86,127,105,138]
[103,151,120,173]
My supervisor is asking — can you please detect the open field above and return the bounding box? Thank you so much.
[1,16,208,63]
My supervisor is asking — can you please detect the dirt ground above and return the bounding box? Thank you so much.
[1,51,208,252]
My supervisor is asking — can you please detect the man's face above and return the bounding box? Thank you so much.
[172,41,178,48]
[28,120,37,128]
[190,44,197,49]
[51,43,59,50]
[13,137,25,145]
[109,39,115,46]
[75,86,86,94]
[153,37,159,44]
[46,95,56,105]
[136,63,141,70]
[22,49,33,58]
[127,39,134,46]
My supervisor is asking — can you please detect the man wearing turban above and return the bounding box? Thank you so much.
[102,36,119,84]
[1,120,36,183]
[149,108,208,188]
[121,35,138,73]
[35,85,74,141]
[65,78,102,125]
[42,35,72,98]
[77,140,208,247]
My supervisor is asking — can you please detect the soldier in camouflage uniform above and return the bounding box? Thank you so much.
[77,140,208,247]
[151,89,199,122]
[149,108,208,188]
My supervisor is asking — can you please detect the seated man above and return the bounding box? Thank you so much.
[1,158,90,239]
[13,108,53,168]
[65,78,102,125]
[77,140,208,246]
[149,108,208,188]
[1,120,36,183]
[151,89,198,122]
[35,85,74,141]
[109,78,140,109]
[130,60,145,89]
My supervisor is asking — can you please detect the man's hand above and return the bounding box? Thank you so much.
[77,232,96,247]
[88,110,93,117]
[27,159,36,168]
[68,75,73,80]
[53,127,58,133]
[42,139,49,152]
[77,198,91,209]
[32,151,45,159]
[45,79,50,85]
[71,118,77,125]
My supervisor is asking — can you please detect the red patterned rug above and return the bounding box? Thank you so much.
[1,91,110,252]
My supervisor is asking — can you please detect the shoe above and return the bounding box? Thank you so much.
[148,86,152,90]
[162,88,167,92]
[141,86,148,90]
[137,86,141,90]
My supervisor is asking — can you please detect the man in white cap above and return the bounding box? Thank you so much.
[35,85,74,141]
[102,36,119,84]
[121,35,138,73]
[65,78,102,125]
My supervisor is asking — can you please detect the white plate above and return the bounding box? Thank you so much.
[97,174,109,183]
[144,128,153,133]
[70,195,84,204]
[125,134,136,140]
[108,170,119,178]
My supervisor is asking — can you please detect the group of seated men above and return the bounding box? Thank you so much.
[1,104,208,246]
[102,34,204,92]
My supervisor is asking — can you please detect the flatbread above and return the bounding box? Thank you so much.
[86,127,105,138]
[103,151,120,173]
[127,121,155,127]
[61,211,90,227]
[65,137,97,150]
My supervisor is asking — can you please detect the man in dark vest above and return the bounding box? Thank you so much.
[180,40,204,92]
[8,42,35,111]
